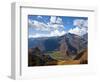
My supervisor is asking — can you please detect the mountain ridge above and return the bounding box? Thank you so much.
[28,33,87,56]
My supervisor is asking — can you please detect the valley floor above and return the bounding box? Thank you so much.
[28,48,88,66]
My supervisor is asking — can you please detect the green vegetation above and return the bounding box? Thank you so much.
[46,51,67,60]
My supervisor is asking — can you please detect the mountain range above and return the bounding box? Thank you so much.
[29,33,87,55]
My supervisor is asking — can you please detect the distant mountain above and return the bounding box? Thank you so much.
[28,33,88,57]
[59,33,88,55]
[28,36,60,51]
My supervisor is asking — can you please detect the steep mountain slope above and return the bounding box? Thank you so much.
[28,33,88,58]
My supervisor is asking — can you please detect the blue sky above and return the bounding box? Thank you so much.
[28,15,88,38]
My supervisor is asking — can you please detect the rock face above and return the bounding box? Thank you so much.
[28,33,88,66]
[74,49,88,64]
[59,36,68,57]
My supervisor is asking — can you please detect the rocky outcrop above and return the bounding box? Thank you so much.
[74,49,88,64]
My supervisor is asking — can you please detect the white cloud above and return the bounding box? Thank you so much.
[69,27,80,35]
[28,16,66,38]
[29,34,39,38]
[68,19,88,36]
[37,16,43,19]
[48,23,64,31]
[73,19,88,28]
[56,17,63,24]
[50,16,56,24]
[28,19,33,27]
[50,30,66,37]
[68,27,87,36]
[28,20,50,31]
[48,16,64,31]
[50,16,63,24]
[29,30,66,38]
